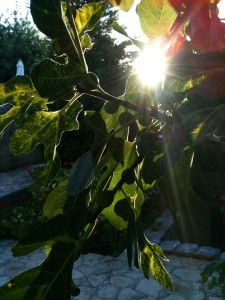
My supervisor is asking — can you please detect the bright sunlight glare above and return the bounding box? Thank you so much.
[133,43,167,88]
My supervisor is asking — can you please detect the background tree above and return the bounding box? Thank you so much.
[85,6,134,96]
[0,12,52,82]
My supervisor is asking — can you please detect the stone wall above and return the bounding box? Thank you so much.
[0,104,44,172]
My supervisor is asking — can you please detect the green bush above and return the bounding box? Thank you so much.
[0,195,44,239]
[0,168,71,239]
[202,260,225,296]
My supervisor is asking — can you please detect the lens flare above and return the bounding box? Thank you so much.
[133,43,167,87]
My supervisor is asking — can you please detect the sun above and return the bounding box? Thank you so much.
[133,42,167,87]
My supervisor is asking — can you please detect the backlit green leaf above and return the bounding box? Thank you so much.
[102,190,128,230]
[31,0,76,56]
[107,0,134,12]
[137,0,176,38]
[108,140,138,189]
[44,180,69,218]
[101,104,135,140]
[150,253,173,291]
[75,2,106,36]
[0,106,20,137]
[10,100,82,160]
[81,33,92,51]
[0,76,47,135]
[102,140,138,230]
[140,250,150,279]
[137,129,163,184]
[166,76,206,93]
[31,58,85,99]
[147,241,169,261]
[127,209,135,268]
[139,240,172,290]
[133,187,144,216]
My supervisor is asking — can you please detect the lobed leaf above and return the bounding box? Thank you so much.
[138,237,172,290]
[108,139,138,188]
[101,140,138,229]
[31,0,76,56]
[75,2,106,36]
[102,190,128,230]
[10,100,82,159]
[137,0,177,38]
[0,76,47,136]
[31,58,85,99]
[0,242,79,300]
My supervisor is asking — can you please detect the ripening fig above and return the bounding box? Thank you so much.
[104,101,119,114]
[138,110,151,127]
[118,111,133,126]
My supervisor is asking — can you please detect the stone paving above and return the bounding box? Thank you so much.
[0,239,225,299]
[0,168,225,299]
[0,165,42,199]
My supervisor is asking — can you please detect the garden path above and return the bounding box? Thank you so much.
[0,167,225,299]
[0,238,224,299]
[0,166,34,200]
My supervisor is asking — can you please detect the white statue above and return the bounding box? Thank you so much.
[16,59,24,76]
